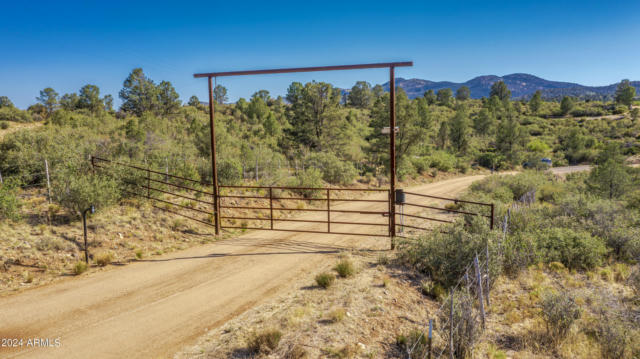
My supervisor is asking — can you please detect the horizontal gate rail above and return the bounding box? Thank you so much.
[399,212,455,224]
[92,156,495,237]
[403,202,484,217]
[93,156,212,186]
[402,191,492,206]
[92,156,391,237]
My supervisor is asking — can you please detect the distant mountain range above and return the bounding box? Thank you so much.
[380,74,640,100]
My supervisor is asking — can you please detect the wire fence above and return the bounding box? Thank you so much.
[405,189,537,358]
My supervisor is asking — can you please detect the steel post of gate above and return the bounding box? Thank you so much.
[389,66,397,248]
[207,77,220,235]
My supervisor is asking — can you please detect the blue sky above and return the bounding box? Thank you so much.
[2,0,639,108]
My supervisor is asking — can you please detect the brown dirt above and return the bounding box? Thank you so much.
[0,175,485,358]
[0,167,589,359]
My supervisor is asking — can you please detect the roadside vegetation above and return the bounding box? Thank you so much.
[397,148,640,358]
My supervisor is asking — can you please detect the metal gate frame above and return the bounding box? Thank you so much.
[193,62,413,243]
[92,156,495,242]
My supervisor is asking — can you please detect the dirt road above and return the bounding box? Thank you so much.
[0,169,585,358]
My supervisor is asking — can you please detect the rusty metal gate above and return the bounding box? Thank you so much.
[91,157,494,240]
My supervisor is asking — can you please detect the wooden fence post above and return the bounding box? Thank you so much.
[45,159,52,204]
[474,254,486,328]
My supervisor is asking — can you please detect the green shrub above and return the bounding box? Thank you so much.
[398,217,499,287]
[396,330,428,358]
[410,156,431,174]
[596,315,630,359]
[429,151,456,172]
[315,272,335,289]
[95,252,114,266]
[288,168,323,198]
[536,227,606,270]
[52,172,120,217]
[247,329,282,354]
[501,232,537,276]
[217,158,242,185]
[334,259,355,278]
[0,181,21,221]
[540,291,581,340]
[420,280,446,300]
[305,152,357,185]
[0,106,32,122]
[0,121,8,129]
[73,261,88,275]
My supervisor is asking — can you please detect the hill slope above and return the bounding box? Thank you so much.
[381,74,640,100]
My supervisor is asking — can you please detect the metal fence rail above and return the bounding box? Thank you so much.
[91,156,495,239]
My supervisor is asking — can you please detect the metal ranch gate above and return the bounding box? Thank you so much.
[92,61,495,247]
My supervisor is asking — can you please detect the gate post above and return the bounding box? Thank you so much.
[490,203,495,230]
[208,76,221,235]
[389,66,397,248]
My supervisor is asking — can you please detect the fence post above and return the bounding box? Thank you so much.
[490,203,495,230]
[327,189,331,233]
[474,254,486,328]
[485,244,491,307]
[165,158,169,182]
[269,187,274,230]
[146,168,151,199]
[45,159,52,204]
[428,318,433,359]
[449,288,454,359]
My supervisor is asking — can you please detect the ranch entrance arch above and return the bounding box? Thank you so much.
[92,62,495,249]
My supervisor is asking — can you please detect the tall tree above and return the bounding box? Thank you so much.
[490,81,510,101]
[423,89,436,105]
[77,84,103,113]
[614,79,636,109]
[156,80,181,115]
[188,95,200,107]
[529,90,542,114]
[0,96,13,108]
[455,86,470,101]
[214,85,228,104]
[473,108,495,135]
[119,68,158,116]
[286,81,341,148]
[496,114,527,163]
[372,84,384,99]
[449,106,470,153]
[348,81,373,108]
[588,157,630,199]
[560,96,574,116]
[36,87,59,117]
[103,94,114,112]
[437,88,453,106]
[59,93,79,111]
[436,120,448,149]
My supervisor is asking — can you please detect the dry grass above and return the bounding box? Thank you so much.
[176,252,435,358]
[0,189,218,295]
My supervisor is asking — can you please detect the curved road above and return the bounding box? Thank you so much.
[0,168,589,358]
